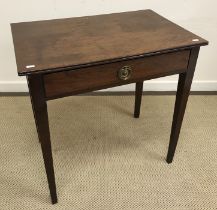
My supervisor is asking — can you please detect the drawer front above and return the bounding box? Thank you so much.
[44,50,190,99]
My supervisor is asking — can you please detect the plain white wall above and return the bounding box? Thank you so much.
[0,0,216,92]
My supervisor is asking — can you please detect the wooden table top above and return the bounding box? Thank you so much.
[11,10,208,76]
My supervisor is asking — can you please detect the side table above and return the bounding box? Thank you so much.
[11,10,208,204]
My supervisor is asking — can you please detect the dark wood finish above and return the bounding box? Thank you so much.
[27,76,40,143]
[11,10,208,76]
[134,82,143,118]
[27,74,57,204]
[11,10,208,204]
[166,47,200,163]
[44,50,190,99]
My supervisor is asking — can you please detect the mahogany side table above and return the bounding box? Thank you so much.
[11,10,208,204]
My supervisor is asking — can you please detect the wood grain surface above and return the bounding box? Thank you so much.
[11,10,208,75]
[44,50,190,99]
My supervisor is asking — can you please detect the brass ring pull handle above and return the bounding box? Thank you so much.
[118,66,132,80]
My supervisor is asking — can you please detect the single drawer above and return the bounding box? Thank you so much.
[44,50,190,99]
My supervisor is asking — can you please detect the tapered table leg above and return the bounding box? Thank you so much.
[134,81,143,118]
[27,78,41,143]
[27,74,57,204]
[166,47,200,163]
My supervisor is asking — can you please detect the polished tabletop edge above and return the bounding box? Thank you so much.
[11,9,208,76]
[16,46,206,76]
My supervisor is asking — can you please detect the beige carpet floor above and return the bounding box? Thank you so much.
[0,95,217,210]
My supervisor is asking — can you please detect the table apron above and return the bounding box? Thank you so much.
[43,50,190,100]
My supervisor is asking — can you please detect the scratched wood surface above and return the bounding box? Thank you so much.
[11,10,208,75]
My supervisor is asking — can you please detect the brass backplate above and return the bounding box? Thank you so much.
[118,66,132,80]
